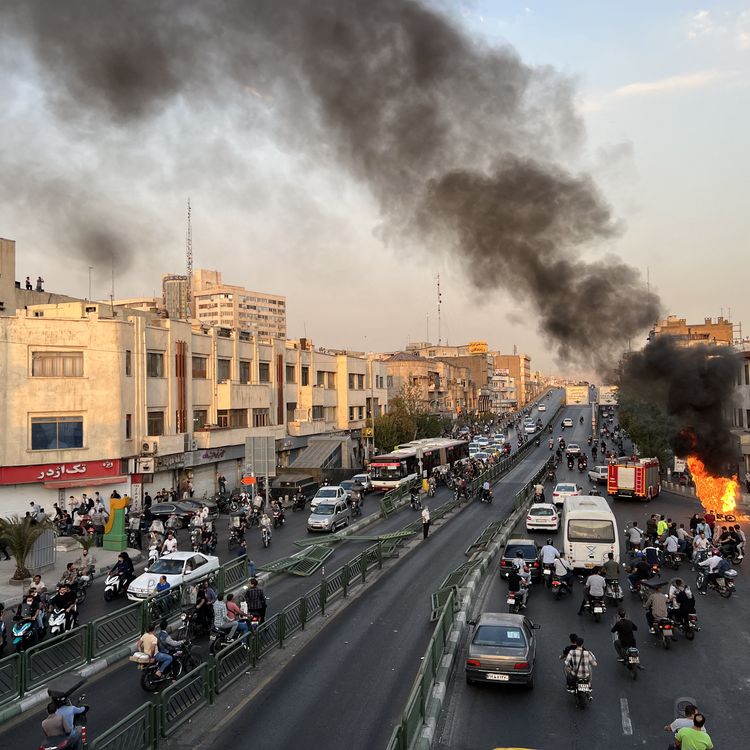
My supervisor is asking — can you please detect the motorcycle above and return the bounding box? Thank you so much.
[664,551,682,571]
[147,541,160,568]
[480,488,493,504]
[653,617,676,650]
[535,438,540,447]
[567,457,574,470]
[696,569,738,598]
[604,579,623,603]
[577,460,586,473]
[351,497,362,517]
[261,526,271,548]
[672,611,699,641]
[542,563,555,589]
[573,676,592,709]
[292,493,306,512]
[191,528,203,552]
[103,573,129,602]
[48,607,74,638]
[409,492,422,511]
[11,618,39,652]
[582,595,606,623]
[427,481,436,498]
[39,675,89,750]
[546,469,557,484]
[621,646,640,681]
[272,508,285,529]
[548,439,554,450]
[0,615,6,657]
[551,575,573,600]
[587,436,592,446]
[135,638,201,692]
[506,589,526,614]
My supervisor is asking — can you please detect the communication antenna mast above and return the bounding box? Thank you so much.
[437,273,442,345]
[186,198,193,317]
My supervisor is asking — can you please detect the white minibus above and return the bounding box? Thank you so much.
[563,495,619,570]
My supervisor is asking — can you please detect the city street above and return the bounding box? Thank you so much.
[435,455,745,749]
[0,399,563,746]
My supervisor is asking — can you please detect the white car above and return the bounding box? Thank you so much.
[524,423,536,435]
[351,473,373,493]
[526,503,560,532]
[551,482,580,508]
[127,552,219,601]
[537,404,546,412]
[469,444,481,454]
[566,443,581,456]
[492,434,506,444]
[562,417,574,428]
[311,485,347,511]
[588,466,608,484]
[475,437,490,446]
[473,452,490,463]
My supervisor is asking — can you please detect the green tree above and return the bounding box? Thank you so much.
[0,515,53,581]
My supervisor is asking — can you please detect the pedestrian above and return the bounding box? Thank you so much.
[25,276,32,290]
[421,506,431,540]
[90,505,106,547]
[144,491,153,509]
[36,276,44,292]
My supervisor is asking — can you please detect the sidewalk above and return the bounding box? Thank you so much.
[0,540,142,609]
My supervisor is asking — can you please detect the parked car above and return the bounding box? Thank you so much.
[526,503,560,532]
[551,482,581,508]
[351,473,373,493]
[465,612,540,687]
[127,552,219,600]
[307,500,351,533]
[310,485,348,512]
[587,466,608,484]
[499,538,541,582]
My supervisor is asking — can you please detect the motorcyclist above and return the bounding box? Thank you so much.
[49,583,78,630]
[157,618,186,660]
[577,568,605,614]
[628,559,652,592]
[563,637,597,692]
[194,581,216,631]
[410,486,422,509]
[213,593,239,640]
[667,578,696,628]
[697,549,729,593]
[271,499,285,525]
[244,577,268,623]
[512,550,531,585]
[482,480,491,501]
[664,531,680,560]
[41,699,86,750]
[553,553,576,589]
[110,552,135,589]
[534,484,545,502]
[641,542,661,568]
[643,581,670,633]
[548,438,554,450]
[15,593,41,632]
[259,512,272,541]
[733,524,746,557]
[611,608,638,661]
[540,540,560,567]
[161,530,178,556]
[600,552,622,585]
[506,567,528,609]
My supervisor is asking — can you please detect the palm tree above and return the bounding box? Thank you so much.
[0,515,52,581]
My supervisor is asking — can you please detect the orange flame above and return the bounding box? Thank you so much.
[686,456,738,514]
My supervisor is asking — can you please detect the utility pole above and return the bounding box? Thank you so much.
[186,198,193,317]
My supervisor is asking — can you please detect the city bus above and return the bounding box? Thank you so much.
[563,495,620,570]
[369,438,469,492]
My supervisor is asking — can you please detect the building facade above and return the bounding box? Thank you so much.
[192,268,286,340]
[492,353,534,405]
[649,315,734,347]
[162,274,189,319]
[732,344,750,478]
[0,301,386,515]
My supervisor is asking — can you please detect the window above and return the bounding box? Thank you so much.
[240,360,251,384]
[387,375,394,388]
[31,351,83,377]
[348,373,356,390]
[357,374,365,390]
[326,372,336,389]
[358,406,364,420]
[125,350,132,377]
[349,407,355,422]
[147,352,164,378]
[31,416,83,450]
[285,364,296,383]
[738,409,745,429]
[286,402,297,423]
[218,409,248,428]
[193,409,208,430]
[217,358,231,382]
[252,408,270,427]
[747,409,750,429]
[745,363,749,386]
[125,413,132,440]
[301,366,309,386]
[192,356,207,379]
[258,361,271,383]
[147,411,165,436]
[316,370,326,387]
[312,405,325,420]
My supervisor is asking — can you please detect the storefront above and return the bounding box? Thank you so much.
[182,445,245,496]
[0,458,128,515]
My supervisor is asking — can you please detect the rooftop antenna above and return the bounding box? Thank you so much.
[109,256,114,315]
[437,273,442,345]
[186,198,193,317]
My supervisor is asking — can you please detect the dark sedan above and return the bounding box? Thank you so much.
[147,502,197,527]
[499,538,541,582]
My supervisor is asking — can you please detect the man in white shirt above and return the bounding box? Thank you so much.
[664,533,679,555]
[626,522,644,551]
[540,540,560,566]
[161,531,178,555]
[663,703,703,733]
[553,554,576,588]
[692,532,709,562]
[578,569,606,614]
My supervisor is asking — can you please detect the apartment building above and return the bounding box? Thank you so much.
[192,268,286,340]
[162,274,189,319]
[648,315,733,347]
[492,353,533,405]
[482,369,517,413]
[0,301,386,514]
[732,343,750,477]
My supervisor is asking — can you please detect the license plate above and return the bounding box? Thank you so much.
[628,657,639,664]
[506,598,515,605]
[543,569,551,575]
[487,673,510,681]
[584,563,593,569]
[578,683,591,692]
[663,627,672,633]
[593,607,603,613]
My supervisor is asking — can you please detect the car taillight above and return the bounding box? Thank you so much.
[466,659,481,667]
[500,560,507,567]
[514,662,529,670]
[552,492,559,497]
[532,561,539,568]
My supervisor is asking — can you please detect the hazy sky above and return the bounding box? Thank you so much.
[1,1,747,375]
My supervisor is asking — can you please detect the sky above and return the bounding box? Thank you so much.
[0,1,748,376]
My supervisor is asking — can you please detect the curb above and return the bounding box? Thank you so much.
[415,502,528,750]
[2,550,145,610]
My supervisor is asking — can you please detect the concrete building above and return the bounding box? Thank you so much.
[648,314,734,347]
[732,343,750,477]
[192,268,286,340]
[492,353,534,405]
[162,274,189,319]
[384,352,473,415]
[483,369,517,413]
[0,237,15,315]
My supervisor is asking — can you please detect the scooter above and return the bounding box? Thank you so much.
[696,569,738,598]
[621,646,640,681]
[604,579,624,603]
[581,595,606,623]
[48,607,74,638]
[261,526,271,548]
[38,674,89,750]
[12,618,39,652]
[103,573,129,602]
[652,617,676,650]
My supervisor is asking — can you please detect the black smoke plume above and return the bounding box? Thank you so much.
[0,0,660,367]
[620,337,740,475]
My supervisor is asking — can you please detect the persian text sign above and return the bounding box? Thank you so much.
[0,459,121,486]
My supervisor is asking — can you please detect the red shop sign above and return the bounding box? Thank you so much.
[0,459,122,486]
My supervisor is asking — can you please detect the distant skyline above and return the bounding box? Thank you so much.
[1,1,747,374]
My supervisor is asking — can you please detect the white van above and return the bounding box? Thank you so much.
[563,495,619,570]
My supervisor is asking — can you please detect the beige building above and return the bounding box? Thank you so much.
[192,268,286,340]
[492,353,533,405]
[0,242,386,513]
[731,343,750,477]
[162,274,189,319]
[649,314,733,347]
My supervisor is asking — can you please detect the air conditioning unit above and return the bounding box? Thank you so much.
[141,440,158,455]
[190,439,198,451]
[136,457,155,474]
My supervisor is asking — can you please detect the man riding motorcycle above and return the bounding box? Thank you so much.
[643,581,670,633]
[697,549,730,593]
[49,583,78,631]
[578,568,606,615]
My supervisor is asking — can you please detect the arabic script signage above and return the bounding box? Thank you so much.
[0,459,121,486]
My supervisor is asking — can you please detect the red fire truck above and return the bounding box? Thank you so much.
[607,457,661,501]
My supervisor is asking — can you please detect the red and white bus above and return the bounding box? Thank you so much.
[369,438,469,492]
